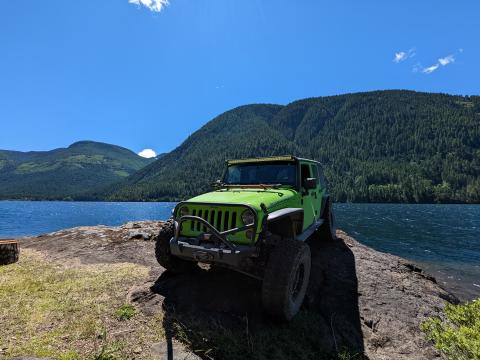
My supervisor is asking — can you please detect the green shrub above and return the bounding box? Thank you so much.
[115,304,137,321]
[421,299,480,360]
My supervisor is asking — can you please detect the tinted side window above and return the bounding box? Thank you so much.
[313,164,326,188]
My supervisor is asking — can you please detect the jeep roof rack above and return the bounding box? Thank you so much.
[226,156,320,165]
[226,155,297,165]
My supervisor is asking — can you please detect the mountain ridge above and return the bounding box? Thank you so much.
[107,90,480,203]
[1,90,479,203]
[0,140,153,200]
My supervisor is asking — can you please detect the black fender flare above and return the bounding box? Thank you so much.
[320,195,331,219]
[267,208,304,238]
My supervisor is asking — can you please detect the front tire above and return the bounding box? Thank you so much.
[155,219,196,273]
[262,239,311,321]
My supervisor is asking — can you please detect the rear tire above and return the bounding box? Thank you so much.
[155,219,196,273]
[0,240,19,266]
[317,198,336,241]
[262,239,311,321]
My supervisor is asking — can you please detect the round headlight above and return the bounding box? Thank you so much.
[179,206,189,217]
[241,209,255,225]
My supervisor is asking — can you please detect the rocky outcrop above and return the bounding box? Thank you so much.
[120,221,164,241]
[338,231,457,359]
[16,223,457,360]
[19,221,164,267]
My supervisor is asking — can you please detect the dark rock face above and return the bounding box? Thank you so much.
[18,224,457,360]
[338,230,456,359]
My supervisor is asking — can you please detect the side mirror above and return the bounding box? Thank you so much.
[303,178,317,190]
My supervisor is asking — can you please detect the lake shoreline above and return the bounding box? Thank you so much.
[2,198,480,204]
[5,222,460,359]
[1,201,479,301]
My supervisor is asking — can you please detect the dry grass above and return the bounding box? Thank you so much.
[0,249,164,359]
[0,249,364,359]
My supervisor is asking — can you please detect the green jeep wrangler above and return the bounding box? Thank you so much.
[156,156,336,320]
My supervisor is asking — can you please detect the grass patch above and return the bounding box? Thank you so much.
[114,170,130,177]
[93,330,123,360]
[0,249,164,359]
[115,304,138,321]
[421,299,480,360]
[15,162,60,174]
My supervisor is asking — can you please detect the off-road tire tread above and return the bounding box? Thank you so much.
[0,241,19,266]
[155,219,196,273]
[262,239,311,321]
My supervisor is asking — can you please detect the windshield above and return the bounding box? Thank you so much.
[224,162,297,186]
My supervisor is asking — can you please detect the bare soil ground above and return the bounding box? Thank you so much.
[6,222,458,360]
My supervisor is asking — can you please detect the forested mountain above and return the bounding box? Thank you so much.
[0,141,153,200]
[107,90,480,203]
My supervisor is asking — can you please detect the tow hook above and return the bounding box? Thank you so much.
[193,251,214,262]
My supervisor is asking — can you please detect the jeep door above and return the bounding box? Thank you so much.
[300,162,317,230]
[311,163,326,217]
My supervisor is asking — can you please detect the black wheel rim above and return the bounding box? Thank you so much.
[291,263,305,302]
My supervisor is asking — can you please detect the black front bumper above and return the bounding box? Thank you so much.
[170,237,257,267]
[169,215,258,267]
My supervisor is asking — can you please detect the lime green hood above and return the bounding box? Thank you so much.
[187,188,299,212]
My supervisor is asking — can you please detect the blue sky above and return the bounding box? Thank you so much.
[0,0,478,156]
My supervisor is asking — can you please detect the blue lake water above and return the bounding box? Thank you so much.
[0,201,478,300]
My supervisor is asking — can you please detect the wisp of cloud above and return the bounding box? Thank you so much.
[394,52,407,63]
[423,64,440,74]
[422,54,455,74]
[393,48,415,63]
[129,0,169,12]
[438,55,455,66]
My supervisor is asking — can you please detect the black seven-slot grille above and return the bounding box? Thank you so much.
[178,204,253,243]
[189,208,238,232]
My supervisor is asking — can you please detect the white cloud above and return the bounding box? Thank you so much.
[438,54,455,66]
[393,48,415,63]
[138,149,157,158]
[129,0,169,12]
[419,54,456,74]
[423,64,439,74]
[394,52,407,63]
